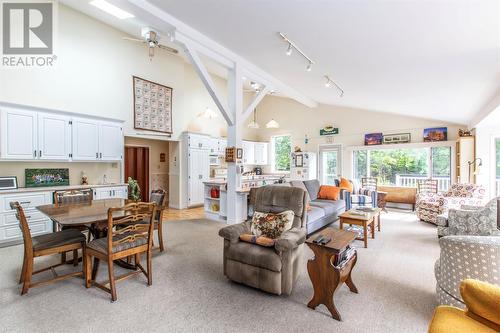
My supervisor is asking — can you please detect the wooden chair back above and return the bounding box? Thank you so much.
[417,179,438,194]
[361,177,378,191]
[107,202,156,254]
[149,190,167,222]
[10,202,33,255]
[54,189,93,205]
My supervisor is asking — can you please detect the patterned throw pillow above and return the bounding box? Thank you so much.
[251,210,295,239]
[239,234,276,247]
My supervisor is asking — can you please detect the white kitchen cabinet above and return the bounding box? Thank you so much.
[242,141,255,165]
[37,113,71,160]
[188,133,211,150]
[218,138,227,154]
[72,117,100,161]
[254,142,268,165]
[208,137,219,154]
[93,185,128,200]
[0,191,53,245]
[0,108,37,159]
[99,121,123,161]
[188,148,210,206]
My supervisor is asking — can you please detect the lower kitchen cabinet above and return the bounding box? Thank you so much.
[0,191,53,246]
[93,185,128,200]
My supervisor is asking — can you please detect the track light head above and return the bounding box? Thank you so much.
[306,62,312,72]
[286,43,293,56]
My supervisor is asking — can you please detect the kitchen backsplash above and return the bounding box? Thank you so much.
[0,162,121,188]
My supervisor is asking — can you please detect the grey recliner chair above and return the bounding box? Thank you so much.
[218,186,308,295]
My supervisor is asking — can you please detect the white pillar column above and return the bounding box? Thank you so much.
[226,62,243,224]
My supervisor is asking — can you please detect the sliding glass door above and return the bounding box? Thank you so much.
[353,146,452,191]
[319,145,342,185]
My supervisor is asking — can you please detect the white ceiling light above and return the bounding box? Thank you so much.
[324,75,344,97]
[250,81,261,91]
[247,109,260,129]
[279,32,315,72]
[266,119,280,129]
[89,0,134,19]
[198,107,218,119]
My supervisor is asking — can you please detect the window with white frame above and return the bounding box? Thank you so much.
[271,135,291,172]
[353,145,452,191]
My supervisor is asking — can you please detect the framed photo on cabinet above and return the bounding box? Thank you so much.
[133,76,173,134]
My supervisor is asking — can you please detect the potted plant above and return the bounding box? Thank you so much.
[127,177,141,201]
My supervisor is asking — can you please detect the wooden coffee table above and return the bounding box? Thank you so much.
[339,208,382,248]
[306,228,358,321]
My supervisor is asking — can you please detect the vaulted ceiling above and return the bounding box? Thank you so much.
[63,0,500,124]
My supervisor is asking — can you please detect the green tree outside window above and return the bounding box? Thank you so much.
[273,135,291,171]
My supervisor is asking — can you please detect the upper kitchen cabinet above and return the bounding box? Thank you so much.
[98,121,123,161]
[38,113,72,160]
[242,141,255,165]
[72,118,123,161]
[188,133,211,150]
[0,108,38,160]
[254,142,268,165]
[72,117,100,161]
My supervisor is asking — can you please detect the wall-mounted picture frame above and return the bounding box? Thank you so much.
[133,76,173,134]
[25,169,70,188]
[364,133,383,145]
[383,133,411,144]
[236,148,243,159]
[424,127,447,142]
[225,147,236,162]
[295,154,304,167]
[0,176,18,190]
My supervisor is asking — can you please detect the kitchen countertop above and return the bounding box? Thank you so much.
[0,183,128,194]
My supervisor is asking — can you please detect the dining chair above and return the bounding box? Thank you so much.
[54,189,93,264]
[10,202,86,295]
[147,190,167,251]
[84,202,156,302]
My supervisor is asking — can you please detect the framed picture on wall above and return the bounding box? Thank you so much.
[133,76,173,134]
[364,133,383,145]
[423,127,447,142]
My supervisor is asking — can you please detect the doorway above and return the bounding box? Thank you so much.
[319,144,342,185]
[124,146,149,200]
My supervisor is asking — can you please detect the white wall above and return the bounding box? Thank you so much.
[253,96,464,177]
[0,5,256,206]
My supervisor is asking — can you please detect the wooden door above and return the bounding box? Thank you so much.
[124,146,149,201]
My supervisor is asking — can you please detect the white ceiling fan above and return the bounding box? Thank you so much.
[123,28,178,60]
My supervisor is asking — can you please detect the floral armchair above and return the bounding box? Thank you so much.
[416,183,485,225]
[436,198,500,237]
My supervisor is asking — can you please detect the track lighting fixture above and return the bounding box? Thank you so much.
[279,32,314,72]
[324,75,344,97]
[306,62,312,72]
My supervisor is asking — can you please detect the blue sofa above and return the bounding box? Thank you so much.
[290,180,348,235]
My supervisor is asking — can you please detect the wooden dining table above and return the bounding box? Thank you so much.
[36,199,135,277]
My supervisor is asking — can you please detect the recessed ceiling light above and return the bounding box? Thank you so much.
[89,0,134,19]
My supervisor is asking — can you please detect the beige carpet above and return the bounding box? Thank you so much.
[0,210,440,332]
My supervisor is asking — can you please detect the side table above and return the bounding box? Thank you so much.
[377,191,388,213]
[306,228,358,321]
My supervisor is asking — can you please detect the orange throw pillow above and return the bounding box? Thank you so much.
[339,178,353,192]
[317,185,340,200]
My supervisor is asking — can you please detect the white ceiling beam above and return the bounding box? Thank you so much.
[243,87,270,122]
[183,41,233,126]
[127,0,318,108]
[175,32,234,69]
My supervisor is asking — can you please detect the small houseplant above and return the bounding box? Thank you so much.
[127,177,141,201]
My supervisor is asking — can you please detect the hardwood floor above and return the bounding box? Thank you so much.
[162,207,205,221]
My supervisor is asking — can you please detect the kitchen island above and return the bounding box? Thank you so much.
[203,174,285,223]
